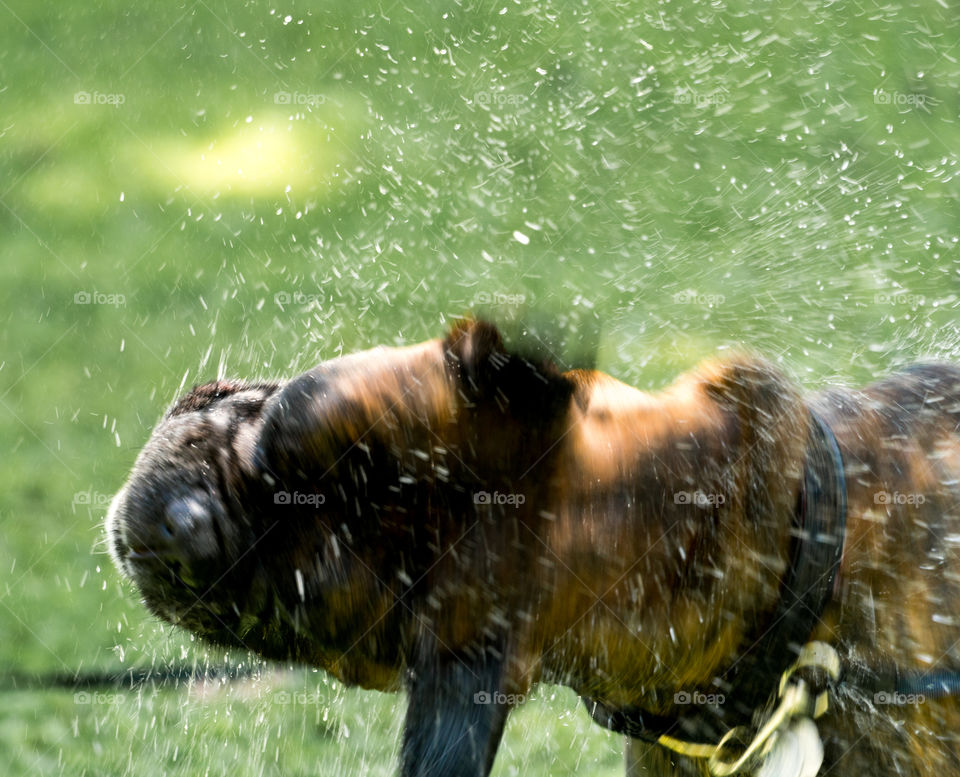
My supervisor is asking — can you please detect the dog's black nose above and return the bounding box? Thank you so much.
[163,495,213,543]
[126,492,220,571]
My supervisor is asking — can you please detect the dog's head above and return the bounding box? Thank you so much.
[105,380,281,639]
[106,321,574,668]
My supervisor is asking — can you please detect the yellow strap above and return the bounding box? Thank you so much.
[655,733,720,760]
[654,685,819,776]
[708,683,809,776]
[651,640,841,775]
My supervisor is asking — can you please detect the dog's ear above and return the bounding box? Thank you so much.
[443,319,573,419]
[252,342,455,490]
[252,364,353,488]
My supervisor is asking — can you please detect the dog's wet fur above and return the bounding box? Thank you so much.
[107,320,960,776]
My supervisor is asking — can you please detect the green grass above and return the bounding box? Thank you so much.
[2,0,960,774]
[0,682,625,777]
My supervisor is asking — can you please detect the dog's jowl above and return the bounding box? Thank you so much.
[106,320,960,776]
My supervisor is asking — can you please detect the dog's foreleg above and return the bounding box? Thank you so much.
[401,644,511,777]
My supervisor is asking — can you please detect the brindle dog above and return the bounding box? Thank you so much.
[106,320,960,776]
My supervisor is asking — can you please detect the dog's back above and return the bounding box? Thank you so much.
[806,364,960,775]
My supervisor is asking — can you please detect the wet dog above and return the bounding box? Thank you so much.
[106,320,960,776]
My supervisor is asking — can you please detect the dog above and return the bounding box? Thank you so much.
[106,319,960,776]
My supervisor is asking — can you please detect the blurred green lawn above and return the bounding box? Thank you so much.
[2,0,960,774]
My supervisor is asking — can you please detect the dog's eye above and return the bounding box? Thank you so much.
[182,433,209,449]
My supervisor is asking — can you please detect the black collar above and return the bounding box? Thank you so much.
[585,409,848,744]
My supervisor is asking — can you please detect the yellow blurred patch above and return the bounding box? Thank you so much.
[149,115,335,197]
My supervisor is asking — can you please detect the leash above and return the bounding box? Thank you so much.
[0,664,259,692]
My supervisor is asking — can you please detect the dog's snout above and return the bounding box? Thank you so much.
[125,491,220,572]
[161,495,212,543]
